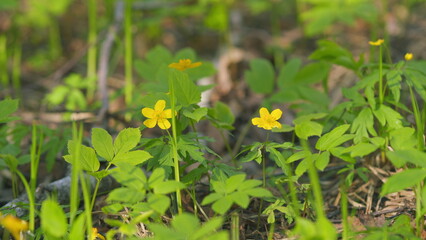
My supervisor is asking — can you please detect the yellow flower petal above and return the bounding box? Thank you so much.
[270,109,283,120]
[368,39,384,46]
[154,100,166,112]
[143,119,157,128]
[259,108,269,118]
[0,214,28,240]
[161,109,173,119]
[142,107,155,118]
[405,53,413,61]
[168,59,202,71]
[157,119,171,129]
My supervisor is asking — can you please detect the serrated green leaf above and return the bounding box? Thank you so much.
[212,196,233,215]
[134,45,173,81]
[295,121,323,140]
[182,107,208,122]
[389,127,417,150]
[41,199,67,237]
[351,108,377,144]
[349,143,378,157]
[230,192,250,208]
[112,150,152,166]
[192,217,224,240]
[314,151,330,171]
[278,58,301,88]
[315,124,350,151]
[114,128,141,155]
[153,181,186,194]
[147,194,170,215]
[92,128,114,161]
[172,213,199,236]
[107,187,145,204]
[373,105,403,130]
[244,187,273,198]
[386,150,426,168]
[381,169,426,196]
[65,140,99,172]
[245,59,275,94]
[225,174,246,193]
[201,193,222,205]
[0,99,19,123]
[287,151,310,163]
[171,69,201,106]
[148,167,166,188]
[387,70,402,102]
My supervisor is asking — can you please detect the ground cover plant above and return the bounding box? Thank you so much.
[0,0,426,239]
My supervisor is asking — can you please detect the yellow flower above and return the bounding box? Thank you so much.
[369,39,384,46]
[252,108,282,130]
[168,59,202,71]
[141,100,173,130]
[0,213,29,240]
[91,227,106,240]
[405,53,413,61]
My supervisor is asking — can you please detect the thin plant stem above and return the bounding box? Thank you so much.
[30,124,43,195]
[169,70,182,214]
[184,188,209,221]
[124,0,134,121]
[301,139,325,219]
[340,184,349,240]
[69,122,84,225]
[12,40,21,98]
[415,182,422,237]
[267,222,275,240]
[0,35,9,89]
[15,171,34,231]
[231,211,239,240]
[408,85,425,151]
[378,44,384,105]
[87,0,98,101]
[79,173,93,240]
[90,162,113,210]
[48,21,62,60]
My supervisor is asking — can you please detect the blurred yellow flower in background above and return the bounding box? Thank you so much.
[168,59,202,71]
[91,227,106,240]
[404,53,413,61]
[252,108,282,130]
[0,213,28,240]
[369,39,384,46]
[142,100,173,130]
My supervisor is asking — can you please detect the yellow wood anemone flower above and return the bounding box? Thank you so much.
[252,107,282,130]
[0,213,29,240]
[168,59,202,71]
[141,100,173,130]
[91,227,106,240]
[405,53,413,61]
[368,39,384,46]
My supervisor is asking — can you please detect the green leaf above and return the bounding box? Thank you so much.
[0,98,20,123]
[171,69,201,106]
[314,151,330,171]
[192,217,224,240]
[148,167,166,188]
[386,150,426,168]
[315,124,350,151]
[112,150,152,166]
[373,105,403,130]
[225,174,246,193]
[277,58,301,88]
[92,128,114,161]
[295,121,323,140]
[209,101,235,129]
[381,169,426,195]
[134,45,172,81]
[153,181,186,194]
[107,187,145,204]
[387,70,402,102]
[230,192,250,208]
[147,194,170,215]
[295,61,330,85]
[41,199,67,237]
[182,107,208,122]
[389,127,417,150]
[111,164,146,190]
[349,143,378,157]
[245,59,275,94]
[113,128,141,156]
[202,193,223,205]
[65,140,100,172]
[172,213,199,236]
[212,196,233,215]
[351,108,377,144]
[244,187,273,198]
[69,214,85,240]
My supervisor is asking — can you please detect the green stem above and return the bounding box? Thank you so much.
[124,0,133,118]
[378,44,384,105]
[169,70,182,214]
[48,21,62,60]
[12,39,21,98]
[416,183,422,237]
[340,184,349,240]
[69,122,84,225]
[79,173,93,240]
[0,35,8,89]
[90,163,112,209]
[409,85,425,151]
[87,0,98,101]
[30,124,42,195]
[231,212,240,240]
[15,171,34,231]
[301,139,325,219]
